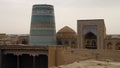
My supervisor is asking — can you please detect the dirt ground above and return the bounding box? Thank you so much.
[50,59,120,68]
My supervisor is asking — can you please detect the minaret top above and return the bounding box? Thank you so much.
[33,4,53,7]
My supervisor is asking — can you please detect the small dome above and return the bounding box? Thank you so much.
[57,26,77,38]
[57,26,75,33]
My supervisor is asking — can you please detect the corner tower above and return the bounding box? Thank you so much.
[29,4,56,46]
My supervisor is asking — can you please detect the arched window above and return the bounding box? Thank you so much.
[64,41,68,45]
[71,41,76,48]
[116,42,120,50]
[22,39,28,44]
[72,41,75,45]
[86,40,90,46]
[92,40,96,46]
[107,42,112,49]
[57,41,62,45]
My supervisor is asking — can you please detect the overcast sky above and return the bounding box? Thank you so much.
[0,0,120,34]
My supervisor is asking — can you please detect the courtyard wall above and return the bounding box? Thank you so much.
[56,47,120,66]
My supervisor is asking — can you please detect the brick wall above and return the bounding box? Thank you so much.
[56,47,120,66]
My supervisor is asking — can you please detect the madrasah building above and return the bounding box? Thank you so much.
[0,4,120,68]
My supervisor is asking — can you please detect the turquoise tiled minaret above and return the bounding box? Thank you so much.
[29,4,56,46]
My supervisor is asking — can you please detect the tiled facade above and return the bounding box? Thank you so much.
[29,4,56,46]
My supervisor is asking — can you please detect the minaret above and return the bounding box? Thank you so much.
[29,4,56,46]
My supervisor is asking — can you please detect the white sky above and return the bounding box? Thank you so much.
[0,0,120,34]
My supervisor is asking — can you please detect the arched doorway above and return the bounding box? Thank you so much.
[84,32,97,49]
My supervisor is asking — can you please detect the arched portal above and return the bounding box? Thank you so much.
[84,32,97,49]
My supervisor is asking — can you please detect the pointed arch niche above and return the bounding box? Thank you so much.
[84,32,97,49]
[83,25,97,49]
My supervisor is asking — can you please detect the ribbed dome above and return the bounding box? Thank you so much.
[57,26,77,38]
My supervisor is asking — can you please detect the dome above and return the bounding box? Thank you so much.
[57,26,77,38]
[57,26,75,33]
